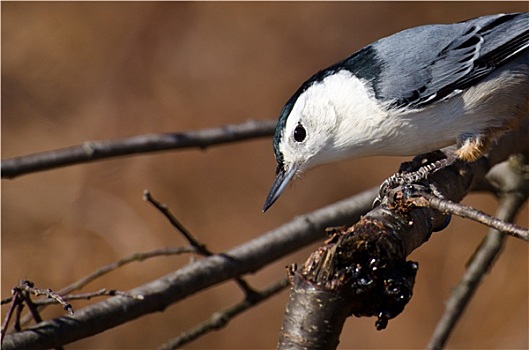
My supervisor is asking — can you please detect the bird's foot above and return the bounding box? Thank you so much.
[373,151,456,208]
[373,151,455,232]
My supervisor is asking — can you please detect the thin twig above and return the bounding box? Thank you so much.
[416,193,528,242]
[20,291,44,324]
[2,281,75,348]
[159,278,290,350]
[1,290,21,345]
[59,246,196,296]
[143,191,211,256]
[19,280,74,315]
[1,120,276,179]
[31,289,144,306]
[144,190,260,300]
[13,303,23,332]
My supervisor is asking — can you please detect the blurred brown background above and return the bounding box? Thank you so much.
[2,2,528,349]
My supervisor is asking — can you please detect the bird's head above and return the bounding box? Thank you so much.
[262,67,385,211]
[262,82,339,212]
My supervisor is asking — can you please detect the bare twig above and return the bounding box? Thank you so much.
[143,191,211,256]
[1,290,21,345]
[18,280,74,315]
[1,120,276,179]
[416,193,528,241]
[31,289,144,306]
[13,303,23,333]
[1,280,75,348]
[2,247,195,308]
[57,246,196,296]
[20,291,44,325]
[143,190,260,299]
[159,278,290,349]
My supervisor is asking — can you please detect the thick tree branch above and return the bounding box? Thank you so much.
[1,187,376,349]
[1,120,276,179]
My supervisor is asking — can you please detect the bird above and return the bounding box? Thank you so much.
[263,12,529,212]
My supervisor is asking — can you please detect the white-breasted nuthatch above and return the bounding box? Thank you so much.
[263,12,529,212]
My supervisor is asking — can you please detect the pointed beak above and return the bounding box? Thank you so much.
[262,163,298,212]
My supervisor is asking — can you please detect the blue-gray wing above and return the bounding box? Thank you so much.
[371,13,529,108]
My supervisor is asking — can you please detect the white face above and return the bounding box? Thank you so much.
[277,89,338,174]
[277,70,392,175]
[264,70,387,211]
[263,87,339,211]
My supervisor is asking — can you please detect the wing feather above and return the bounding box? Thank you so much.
[376,13,529,108]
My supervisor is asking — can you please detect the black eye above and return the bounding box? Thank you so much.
[293,124,306,142]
